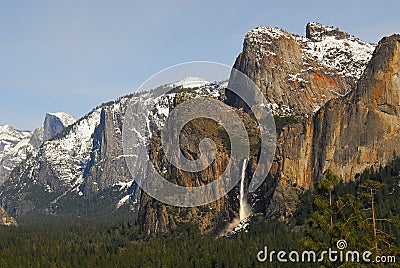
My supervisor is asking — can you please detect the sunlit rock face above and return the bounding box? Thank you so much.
[268,34,400,218]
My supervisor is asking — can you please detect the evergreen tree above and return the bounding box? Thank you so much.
[359,179,400,258]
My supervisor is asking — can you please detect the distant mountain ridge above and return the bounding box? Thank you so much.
[0,125,31,185]
[0,112,76,185]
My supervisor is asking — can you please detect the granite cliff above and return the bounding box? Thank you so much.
[265,34,400,218]
[228,22,375,115]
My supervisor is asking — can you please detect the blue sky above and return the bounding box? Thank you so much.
[1,0,399,130]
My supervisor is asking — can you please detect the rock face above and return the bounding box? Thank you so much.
[267,34,400,218]
[228,23,375,115]
[312,34,400,180]
[223,24,399,220]
[0,206,17,226]
[43,112,76,141]
[137,90,261,234]
[28,127,43,148]
[30,112,77,147]
[82,100,134,197]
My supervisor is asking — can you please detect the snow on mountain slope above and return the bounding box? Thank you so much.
[231,22,376,117]
[0,80,227,216]
[173,77,210,89]
[148,82,222,131]
[0,107,104,216]
[0,125,32,184]
[40,109,101,186]
[0,125,31,158]
[0,125,31,143]
[246,23,375,83]
[0,111,77,185]
[301,23,375,79]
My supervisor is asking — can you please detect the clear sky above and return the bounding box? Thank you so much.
[1,0,399,130]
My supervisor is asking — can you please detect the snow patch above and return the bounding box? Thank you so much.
[246,23,375,81]
[116,195,130,209]
[113,180,134,191]
[302,35,375,79]
[173,77,210,89]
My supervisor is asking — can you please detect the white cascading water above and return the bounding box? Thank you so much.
[219,158,251,236]
[239,158,250,221]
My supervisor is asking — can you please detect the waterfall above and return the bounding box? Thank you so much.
[219,158,251,236]
[239,158,250,221]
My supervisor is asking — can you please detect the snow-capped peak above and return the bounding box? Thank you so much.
[0,124,32,184]
[0,124,13,133]
[173,77,210,89]
[246,26,292,41]
[301,24,375,79]
[47,112,77,127]
[306,22,351,42]
[246,23,375,82]
[0,111,78,185]
[0,124,30,139]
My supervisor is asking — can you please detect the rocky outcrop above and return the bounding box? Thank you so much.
[0,206,17,226]
[306,22,350,41]
[30,112,76,147]
[139,111,259,234]
[228,23,375,115]
[29,126,44,148]
[82,104,133,197]
[133,89,258,235]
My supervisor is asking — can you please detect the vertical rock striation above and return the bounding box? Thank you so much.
[268,34,400,218]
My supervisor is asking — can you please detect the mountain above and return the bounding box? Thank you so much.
[0,112,76,225]
[267,34,400,218]
[30,112,77,147]
[0,125,31,185]
[0,23,398,236]
[0,83,233,234]
[0,112,76,185]
[228,22,375,115]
